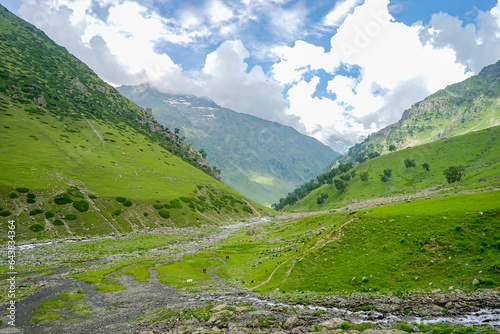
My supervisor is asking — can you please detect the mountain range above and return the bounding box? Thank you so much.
[118,84,339,206]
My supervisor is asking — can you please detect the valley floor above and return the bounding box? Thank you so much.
[1,191,499,334]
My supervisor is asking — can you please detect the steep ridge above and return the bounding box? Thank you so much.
[338,60,500,164]
[118,84,339,206]
[0,5,267,242]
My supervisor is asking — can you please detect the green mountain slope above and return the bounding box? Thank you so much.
[339,60,500,164]
[117,84,339,206]
[280,125,500,211]
[0,5,267,242]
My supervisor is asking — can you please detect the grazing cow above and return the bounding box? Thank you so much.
[186,279,193,285]
[203,268,207,273]
[225,256,230,260]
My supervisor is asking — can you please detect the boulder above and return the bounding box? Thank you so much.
[320,318,344,329]
[472,278,479,286]
[284,315,298,330]
[211,304,227,312]
[433,305,443,311]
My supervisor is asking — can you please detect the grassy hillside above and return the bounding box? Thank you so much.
[244,191,500,294]
[338,60,500,164]
[281,125,500,212]
[0,5,269,242]
[118,84,339,206]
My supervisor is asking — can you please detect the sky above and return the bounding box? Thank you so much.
[2,0,500,152]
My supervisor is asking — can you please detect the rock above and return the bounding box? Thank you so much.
[284,315,298,330]
[246,228,256,236]
[472,278,479,286]
[235,306,247,312]
[431,289,441,294]
[448,286,453,291]
[320,318,344,329]
[445,302,453,309]
[291,328,302,334]
[433,305,443,311]
[211,304,227,312]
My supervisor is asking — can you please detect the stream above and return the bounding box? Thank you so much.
[205,294,500,327]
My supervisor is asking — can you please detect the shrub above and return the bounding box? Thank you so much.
[27,198,36,204]
[112,209,121,216]
[67,186,84,198]
[123,200,132,207]
[73,200,89,212]
[45,211,55,218]
[341,321,351,330]
[396,322,413,333]
[0,210,12,217]
[153,204,163,210]
[27,193,36,199]
[242,206,253,214]
[179,197,192,203]
[115,197,126,203]
[158,210,170,219]
[8,193,18,199]
[88,194,97,199]
[169,200,182,209]
[29,224,44,232]
[16,187,29,193]
[478,278,494,286]
[29,209,43,216]
[64,214,77,220]
[54,193,73,205]
[53,219,64,226]
[143,212,149,217]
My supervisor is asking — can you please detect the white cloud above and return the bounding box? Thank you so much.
[207,0,234,24]
[419,3,500,74]
[323,0,364,27]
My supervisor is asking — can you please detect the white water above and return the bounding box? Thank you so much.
[205,294,500,327]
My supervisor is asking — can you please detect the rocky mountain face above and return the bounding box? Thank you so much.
[337,60,500,164]
[118,84,339,206]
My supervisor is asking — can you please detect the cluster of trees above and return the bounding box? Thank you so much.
[272,154,467,211]
[272,162,356,210]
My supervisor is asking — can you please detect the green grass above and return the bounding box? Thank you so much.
[199,191,500,295]
[30,288,93,323]
[121,262,157,282]
[155,254,223,288]
[288,126,500,212]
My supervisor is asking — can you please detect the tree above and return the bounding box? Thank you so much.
[389,144,396,152]
[350,170,356,178]
[404,159,416,172]
[360,172,369,186]
[174,128,180,135]
[368,152,380,159]
[356,156,366,164]
[340,174,351,182]
[199,149,207,158]
[444,166,465,190]
[422,163,430,175]
[383,169,392,178]
[334,179,348,193]
[380,169,392,189]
